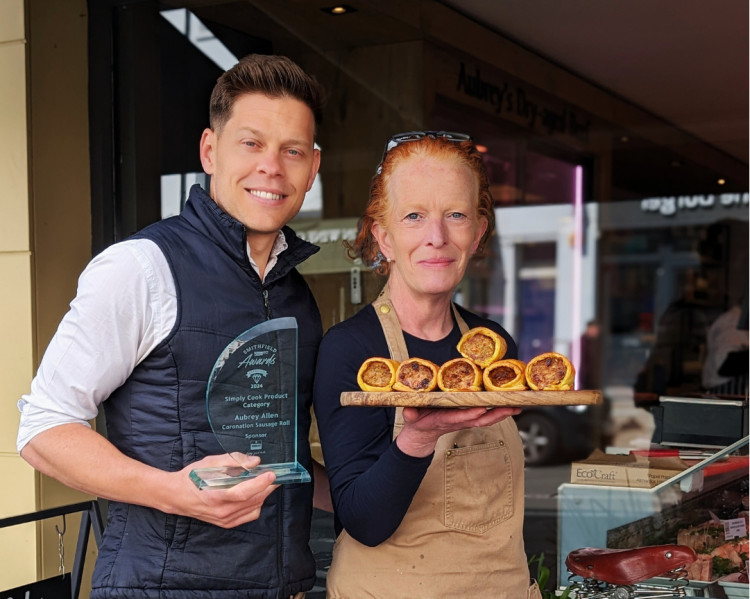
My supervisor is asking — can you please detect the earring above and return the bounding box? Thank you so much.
[386,257,391,263]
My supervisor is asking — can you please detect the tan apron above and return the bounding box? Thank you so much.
[326,287,541,599]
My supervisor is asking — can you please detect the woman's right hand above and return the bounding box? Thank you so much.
[395,406,521,457]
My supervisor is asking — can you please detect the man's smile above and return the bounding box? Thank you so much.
[248,189,285,201]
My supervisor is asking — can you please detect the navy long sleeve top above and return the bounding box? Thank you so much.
[312,303,517,546]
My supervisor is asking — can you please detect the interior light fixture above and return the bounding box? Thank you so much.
[717,178,726,185]
[322,5,357,15]
[475,144,488,153]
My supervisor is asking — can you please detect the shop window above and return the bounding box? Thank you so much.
[516,242,557,361]
[161,9,237,71]
[600,202,749,399]
[160,173,208,219]
[524,150,578,205]
[481,138,521,206]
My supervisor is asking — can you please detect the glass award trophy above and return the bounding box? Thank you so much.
[190,317,311,489]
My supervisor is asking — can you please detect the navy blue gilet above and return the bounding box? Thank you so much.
[91,185,322,598]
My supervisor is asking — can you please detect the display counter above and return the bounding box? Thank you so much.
[557,436,749,597]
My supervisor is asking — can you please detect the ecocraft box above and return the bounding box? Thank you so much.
[570,450,688,488]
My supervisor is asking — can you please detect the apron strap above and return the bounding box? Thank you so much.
[372,286,410,362]
[371,285,469,439]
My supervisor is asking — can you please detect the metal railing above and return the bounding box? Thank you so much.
[0,500,104,599]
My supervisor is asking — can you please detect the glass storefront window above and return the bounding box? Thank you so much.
[600,197,749,400]
[482,137,521,206]
[516,242,557,361]
[524,149,578,206]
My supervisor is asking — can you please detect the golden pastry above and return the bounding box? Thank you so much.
[357,357,400,392]
[392,357,439,392]
[525,352,575,390]
[456,326,507,368]
[437,357,483,392]
[483,359,527,391]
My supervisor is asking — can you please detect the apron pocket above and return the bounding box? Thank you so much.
[443,440,514,533]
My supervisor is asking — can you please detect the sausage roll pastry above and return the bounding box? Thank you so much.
[357,357,400,392]
[525,352,575,391]
[437,357,483,392]
[482,359,528,391]
[456,326,508,369]
[392,357,439,392]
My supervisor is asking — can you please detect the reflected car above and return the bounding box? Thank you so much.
[513,404,603,466]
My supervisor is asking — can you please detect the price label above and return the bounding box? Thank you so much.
[723,517,747,540]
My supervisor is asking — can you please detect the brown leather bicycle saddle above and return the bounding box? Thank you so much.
[566,545,696,585]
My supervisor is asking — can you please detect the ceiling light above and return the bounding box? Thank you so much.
[322,5,357,15]
[717,178,726,185]
[475,144,488,153]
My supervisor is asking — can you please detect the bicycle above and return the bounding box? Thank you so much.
[564,544,697,598]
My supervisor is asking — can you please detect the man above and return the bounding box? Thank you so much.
[17,54,324,598]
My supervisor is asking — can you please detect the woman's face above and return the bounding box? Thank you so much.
[372,155,488,298]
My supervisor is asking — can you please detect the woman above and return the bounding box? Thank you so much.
[313,131,540,598]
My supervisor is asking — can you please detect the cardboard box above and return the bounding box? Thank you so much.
[570,449,689,488]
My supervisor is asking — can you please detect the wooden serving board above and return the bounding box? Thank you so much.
[340,389,602,408]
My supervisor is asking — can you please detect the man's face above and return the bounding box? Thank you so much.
[199,93,321,242]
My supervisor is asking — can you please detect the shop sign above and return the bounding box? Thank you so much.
[454,61,591,143]
[640,193,749,217]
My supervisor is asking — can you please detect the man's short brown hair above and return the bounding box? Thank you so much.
[209,54,324,135]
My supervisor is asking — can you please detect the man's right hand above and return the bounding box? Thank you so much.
[173,453,278,528]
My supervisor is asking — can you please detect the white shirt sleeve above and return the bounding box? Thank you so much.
[17,239,177,452]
